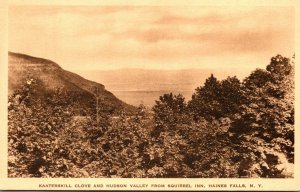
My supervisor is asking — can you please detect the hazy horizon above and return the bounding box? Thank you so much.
[74,67,253,106]
[9,6,294,72]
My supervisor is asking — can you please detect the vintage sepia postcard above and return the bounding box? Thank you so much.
[0,0,299,191]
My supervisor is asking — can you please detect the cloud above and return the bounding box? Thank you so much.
[9,6,294,71]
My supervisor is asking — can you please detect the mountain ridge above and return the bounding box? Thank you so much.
[8,52,135,114]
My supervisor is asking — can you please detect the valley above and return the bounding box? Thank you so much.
[74,68,250,106]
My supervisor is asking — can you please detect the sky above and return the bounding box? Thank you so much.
[9,6,294,71]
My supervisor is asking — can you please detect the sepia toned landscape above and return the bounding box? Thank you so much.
[8,6,294,178]
[75,68,251,106]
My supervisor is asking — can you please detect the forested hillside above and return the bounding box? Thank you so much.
[8,54,294,178]
[8,52,135,115]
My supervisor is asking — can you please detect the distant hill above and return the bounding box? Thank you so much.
[8,52,135,114]
[74,68,251,106]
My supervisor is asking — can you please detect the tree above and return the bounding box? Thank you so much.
[8,79,75,177]
[152,93,189,132]
[188,74,243,120]
[219,76,244,117]
[229,54,294,177]
[91,86,111,135]
[188,74,221,120]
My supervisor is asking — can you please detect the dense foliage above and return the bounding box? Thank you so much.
[8,55,294,178]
